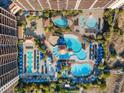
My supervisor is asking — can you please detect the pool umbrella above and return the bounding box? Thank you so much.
[90,42,93,49]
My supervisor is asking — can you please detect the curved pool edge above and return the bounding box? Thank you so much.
[74,49,87,60]
[52,17,68,28]
[71,63,93,77]
[53,34,87,60]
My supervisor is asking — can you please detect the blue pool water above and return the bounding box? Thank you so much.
[64,36,82,53]
[64,35,86,60]
[53,17,68,28]
[53,35,87,60]
[86,17,97,28]
[75,50,87,60]
[27,51,33,73]
[71,63,92,77]
[79,16,85,27]
[40,52,43,60]
[59,53,70,59]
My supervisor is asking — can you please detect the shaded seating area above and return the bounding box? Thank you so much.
[89,42,98,60]
[22,76,49,83]
[22,79,48,83]
[95,43,104,65]
[89,42,104,65]
[40,52,43,60]
[19,46,23,75]
[56,61,62,72]
[36,50,40,72]
[57,36,66,45]
[71,75,97,84]
[20,72,56,83]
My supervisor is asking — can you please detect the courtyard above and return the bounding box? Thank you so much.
[16,9,124,93]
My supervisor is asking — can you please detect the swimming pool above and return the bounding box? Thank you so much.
[71,63,92,77]
[27,51,33,73]
[64,35,87,60]
[53,17,68,28]
[53,35,87,60]
[64,35,82,53]
[75,50,87,60]
[86,17,97,28]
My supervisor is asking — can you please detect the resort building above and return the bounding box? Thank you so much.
[9,0,124,14]
[0,7,19,93]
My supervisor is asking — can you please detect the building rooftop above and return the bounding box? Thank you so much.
[9,0,124,14]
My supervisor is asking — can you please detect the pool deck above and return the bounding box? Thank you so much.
[23,39,45,73]
[22,32,96,78]
[20,10,104,83]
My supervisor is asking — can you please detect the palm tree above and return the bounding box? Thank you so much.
[110,9,119,41]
